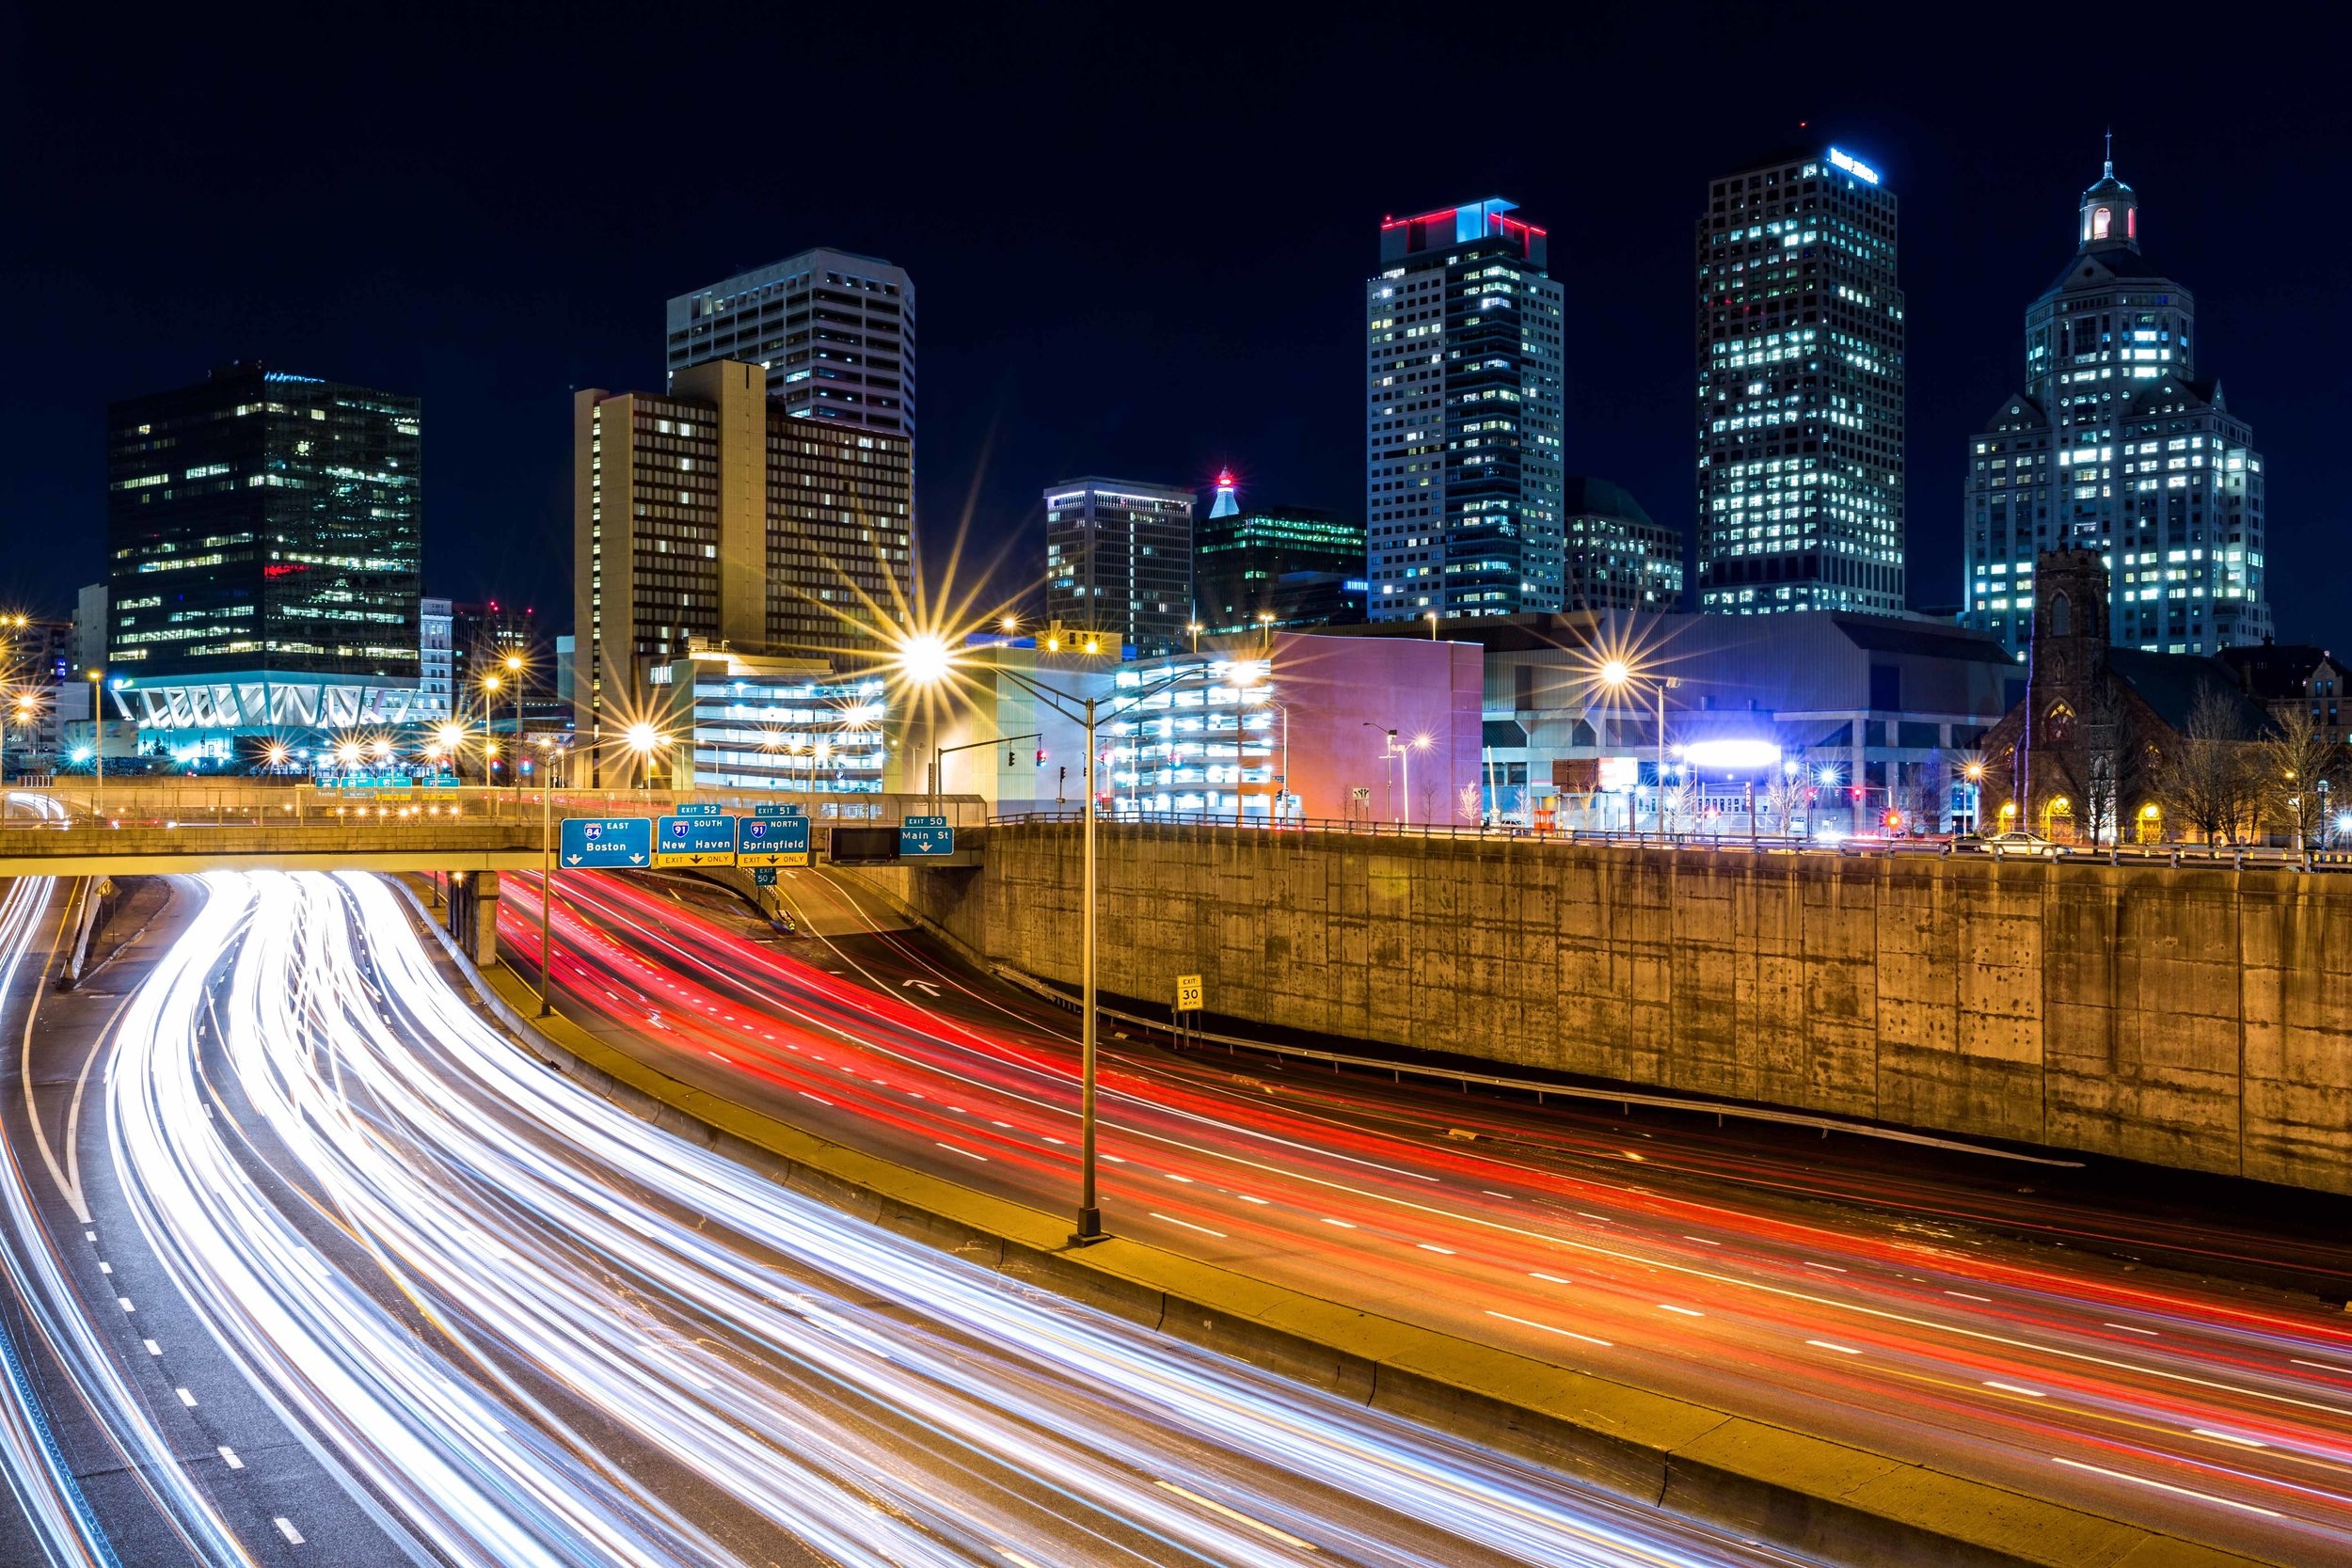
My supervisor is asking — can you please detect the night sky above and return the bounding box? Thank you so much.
[2,8,2344,648]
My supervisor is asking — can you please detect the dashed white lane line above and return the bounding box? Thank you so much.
[174,1388,197,1407]
[1149,1212,1229,1239]
[1041,1135,1067,1145]
[934,1142,989,1162]
[273,1516,306,1544]
[996,1549,1047,1568]
[1984,1381,2047,1398]
[1946,1291,1992,1303]
[1486,1309,1613,1348]
[1807,1340,1864,1355]
[118,1298,134,1313]
[1152,1480,1317,1550]
[797,1092,832,1106]
[1658,1304,1704,1318]
[1417,1243,1456,1255]
[2193,1428,2269,1449]
[142,1340,160,1356]
[2050,1456,2281,1518]
[2292,1357,2352,1375]
[1235,1194,1270,1205]
[1320,1217,1357,1229]
[1681,1235,1722,1246]
[1162,1173,1193,1183]
[1530,1272,1573,1285]
[2104,1323,2159,1337]
[216,1447,242,1470]
[1802,1260,1847,1273]
[96,1262,111,1275]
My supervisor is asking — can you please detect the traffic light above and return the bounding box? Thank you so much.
[1008,749,1018,768]
[1883,809,1904,833]
[1035,747,1047,767]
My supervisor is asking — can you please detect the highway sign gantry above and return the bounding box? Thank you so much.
[558,817,652,869]
[899,815,954,856]
[654,814,739,867]
[738,815,810,867]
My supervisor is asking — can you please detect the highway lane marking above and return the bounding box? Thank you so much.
[1808,1340,1864,1354]
[1946,1290,1992,1302]
[143,1339,160,1356]
[996,1550,1047,1568]
[273,1517,307,1544]
[933,1142,989,1162]
[1486,1310,1613,1348]
[2050,1456,2281,1518]
[175,1387,197,1407]
[1803,1261,1847,1273]
[2194,1429,2269,1449]
[1162,1173,1193,1183]
[2105,1323,2160,1336]
[797,1092,832,1106]
[1320,1217,1356,1228]
[96,1261,110,1275]
[1417,1243,1456,1255]
[1150,1213,1230,1239]
[1681,1235,1722,1245]
[216,1446,242,1469]
[2292,1358,2352,1376]
[1040,1135,1066,1144]
[18,883,137,1226]
[1152,1479,1317,1550]
[118,1297,133,1312]
[1235,1194,1269,1205]
[1530,1272,1573,1285]
[1984,1382,2047,1398]
[1658,1305,1705,1318]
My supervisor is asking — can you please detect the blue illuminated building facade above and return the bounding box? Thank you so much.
[1961,152,2270,656]
[1696,147,1906,616]
[1365,198,1565,620]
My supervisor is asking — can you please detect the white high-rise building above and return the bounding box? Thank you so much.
[1364,198,1565,620]
[667,248,914,443]
[1962,150,2269,655]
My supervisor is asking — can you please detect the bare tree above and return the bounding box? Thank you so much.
[1456,782,1483,824]
[2154,687,2260,844]
[2257,705,2345,850]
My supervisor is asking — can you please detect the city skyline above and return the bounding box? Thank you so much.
[1,17,2343,657]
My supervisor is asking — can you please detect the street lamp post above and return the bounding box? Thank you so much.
[83,670,104,821]
[504,654,526,802]
[896,631,1208,1245]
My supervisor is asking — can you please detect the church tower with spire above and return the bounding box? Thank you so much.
[1961,141,2270,657]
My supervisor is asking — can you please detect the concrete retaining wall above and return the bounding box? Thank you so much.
[899,825,2352,1194]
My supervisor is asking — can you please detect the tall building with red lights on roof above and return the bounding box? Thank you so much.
[1695,146,1906,618]
[1364,198,1565,621]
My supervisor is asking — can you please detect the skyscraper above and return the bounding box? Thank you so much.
[105,363,426,751]
[666,249,914,441]
[1042,479,1195,656]
[1561,478,1683,612]
[1961,151,2269,655]
[1194,470,1364,633]
[572,360,912,745]
[1364,198,1565,620]
[1695,146,1905,616]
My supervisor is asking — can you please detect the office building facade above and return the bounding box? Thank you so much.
[573,360,912,748]
[1562,478,1683,612]
[666,249,914,444]
[104,363,426,749]
[1696,147,1905,616]
[1962,154,2269,655]
[1194,471,1363,633]
[1366,198,1565,621]
[420,597,453,716]
[1042,478,1196,656]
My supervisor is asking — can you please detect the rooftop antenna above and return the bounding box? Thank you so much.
[2103,127,2113,179]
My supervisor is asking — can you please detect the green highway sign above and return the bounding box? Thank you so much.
[559,816,651,868]
[900,816,954,856]
[753,802,805,817]
[752,867,778,886]
[672,802,724,816]
[654,814,739,867]
[738,815,810,866]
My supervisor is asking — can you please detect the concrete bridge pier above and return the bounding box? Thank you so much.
[443,870,500,967]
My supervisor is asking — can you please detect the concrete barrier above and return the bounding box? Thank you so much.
[387,878,2282,1568]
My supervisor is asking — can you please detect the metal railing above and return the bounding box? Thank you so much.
[2,784,990,835]
[982,809,2352,872]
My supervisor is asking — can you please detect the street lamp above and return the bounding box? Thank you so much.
[1597,657,1680,833]
[1187,621,1203,655]
[1,691,38,794]
[502,653,527,800]
[1424,610,1439,641]
[622,721,666,800]
[84,669,105,819]
[896,631,1208,1245]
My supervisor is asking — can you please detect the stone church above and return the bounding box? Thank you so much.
[1979,549,2271,842]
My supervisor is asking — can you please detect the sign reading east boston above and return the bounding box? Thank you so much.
[653,814,738,867]
[558,817,652,869]
[737,815,810,867]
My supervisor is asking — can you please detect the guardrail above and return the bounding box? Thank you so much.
[2,786,991,832]
[983,809,2351,871]
[985,961,2081,1166]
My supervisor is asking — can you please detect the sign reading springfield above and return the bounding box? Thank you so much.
[738,815,810,867]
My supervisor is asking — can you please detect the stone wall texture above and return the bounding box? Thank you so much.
[900,824,2352,1194]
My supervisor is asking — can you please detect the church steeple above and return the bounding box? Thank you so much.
[2077,134,2139,253]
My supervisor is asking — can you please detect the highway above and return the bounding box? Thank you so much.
[0,859,1836,1566]
[499,864,2352,1568]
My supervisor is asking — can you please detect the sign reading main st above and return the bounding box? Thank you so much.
[559,816,651,868]
[654,814,738,867]
[899,814,954,857]
[737,815,810,867]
